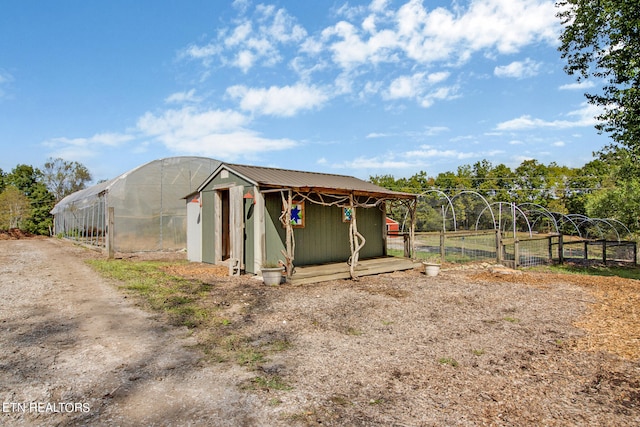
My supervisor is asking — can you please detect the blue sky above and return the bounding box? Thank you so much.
[0,0,608,183]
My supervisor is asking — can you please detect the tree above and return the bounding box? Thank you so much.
[557,0,640,150]
[565,158,608,215]
[586,179,640,231]
[6,164,55,234]
[43,157,92,202]
[513,160,551,205]
[0,168,6,193]
[486,163,516,202]
[581,146,640,231]
[0,186,31,229]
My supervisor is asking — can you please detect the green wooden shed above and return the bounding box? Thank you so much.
[186,163,416,281]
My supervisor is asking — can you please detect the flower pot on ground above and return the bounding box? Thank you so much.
[261,266,285,285]
[423,262,441,277]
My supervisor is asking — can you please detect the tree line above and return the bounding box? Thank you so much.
[0,158,91,234]
[370,145,640,233]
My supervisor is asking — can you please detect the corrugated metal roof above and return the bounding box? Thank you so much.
[222,163,415,199]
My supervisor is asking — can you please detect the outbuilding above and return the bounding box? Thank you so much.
[186,163,417,282]
[51,156,221,253]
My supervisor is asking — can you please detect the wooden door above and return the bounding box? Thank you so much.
[229,185,245,269]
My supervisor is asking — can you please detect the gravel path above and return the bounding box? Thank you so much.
[0,239,269,426]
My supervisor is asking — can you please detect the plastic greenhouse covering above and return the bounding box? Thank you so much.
[51,157,220,252]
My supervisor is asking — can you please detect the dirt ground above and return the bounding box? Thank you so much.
[1,238,639,426]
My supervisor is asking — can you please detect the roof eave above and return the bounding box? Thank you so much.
[258,184,416,200]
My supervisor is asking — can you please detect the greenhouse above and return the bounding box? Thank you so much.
[51,156,220,252]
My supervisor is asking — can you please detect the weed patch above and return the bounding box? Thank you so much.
[438,357,459,367]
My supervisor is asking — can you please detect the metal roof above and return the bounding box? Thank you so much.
[202,163,416,199]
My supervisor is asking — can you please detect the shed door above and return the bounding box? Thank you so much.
[229,185,245,269]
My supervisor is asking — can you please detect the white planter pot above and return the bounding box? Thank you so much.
[261,267,285,285]
[423,262,441,277]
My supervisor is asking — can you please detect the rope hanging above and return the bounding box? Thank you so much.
[348,194,366,279]
[278,190,295,281]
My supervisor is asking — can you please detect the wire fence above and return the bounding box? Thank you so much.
[388,231,638,268]
[560,239,638,265]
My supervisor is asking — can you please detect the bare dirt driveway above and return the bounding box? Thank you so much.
[0,238,268,426]
[1,237,639,426]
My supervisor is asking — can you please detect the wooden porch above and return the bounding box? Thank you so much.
[290,256,419,285]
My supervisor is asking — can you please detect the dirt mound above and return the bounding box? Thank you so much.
[0,228,36,240]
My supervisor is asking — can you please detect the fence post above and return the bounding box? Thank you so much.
[107,207,115,259]
[634,242,637,266]
[548,236,553,262]
[602,240,607,265]
[558,234,564,265]
[403,233,410,258]
[584,240,588,262]
[514,239,520,268]
[496,229,502,264]
[440,231,446,261]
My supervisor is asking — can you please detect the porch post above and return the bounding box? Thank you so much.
[410,198,417,259]
[280,189,295,281]
[348,194,366,279]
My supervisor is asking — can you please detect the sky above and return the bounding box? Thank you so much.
[0,0,610,184]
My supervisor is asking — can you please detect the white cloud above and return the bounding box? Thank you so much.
[387,73,423,99]
[496,103,602,131]
[182,5,306,73]
[384,71,456,107]
[332,142,505,172]
[552,141,565,147]
[336,156,417,170]
[367,126,448,140]
[137,107,247,135]
[164,89,200,104]
[366,132,390,139]
[427,71,450,84]
[319,0,559,70]
[183,44,219,60]
[403,145,477,160]
[226,83,330,116]
[45,133,133,148]
[179,0,559,112]
[225,21,252,47]
[419,85,459,108]
[494,58,541,79]
[559,80,596,90]
[43,133,134,161]
[136,106,297,158]
[232,0,250,13]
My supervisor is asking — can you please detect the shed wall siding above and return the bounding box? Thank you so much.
[264,193,385,266]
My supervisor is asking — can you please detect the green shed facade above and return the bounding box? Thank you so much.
[187,163,415,277]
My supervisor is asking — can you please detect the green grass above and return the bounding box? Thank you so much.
[247,375,293,391]
[438,357,459,367]
[87,259,213,327]
[547,263,640,280]
[86,259,292,375]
